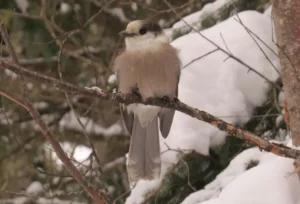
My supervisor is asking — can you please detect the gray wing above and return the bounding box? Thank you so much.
[120,104,134,134]
[115,67,135,135]
[159,72,180,138]
[159,109,175,138]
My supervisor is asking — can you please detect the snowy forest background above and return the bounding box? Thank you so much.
[0,0,297,204]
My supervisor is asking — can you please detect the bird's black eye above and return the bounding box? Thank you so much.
[139,28,147,35]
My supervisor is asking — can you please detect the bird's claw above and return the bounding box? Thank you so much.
[161,96,179,103]
[161,96,170,102]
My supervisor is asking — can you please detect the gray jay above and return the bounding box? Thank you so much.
[113,20,181,183]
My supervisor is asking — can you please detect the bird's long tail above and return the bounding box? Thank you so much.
[127,116,161,183]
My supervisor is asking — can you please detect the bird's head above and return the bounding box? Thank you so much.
[119,20,169,51]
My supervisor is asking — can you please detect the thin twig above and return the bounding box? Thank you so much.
[7,46,108,66]
[220,32,232,55]
[234,15,280,75]
[83,0,116,28]
[0,22,18,64]
[57,35,103,171]
[182,48,218,69]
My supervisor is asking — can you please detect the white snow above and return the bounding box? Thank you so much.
[5,69,17,79]
[181,147,278,204]
[125,9,280,204]
[131,2,138,11]
[59,3,72,14]
[26,181,43,195]
[33,101,49,109]
[195,139,300,204]
[108,74,117,84]
[264,6,272,18]
[106,8,130,23]
[44,142,92,170]
[278,90,285,107]
[59,112,123,137]
[172,0,235,34]
[216,157,300,204]
[276,115,284,127]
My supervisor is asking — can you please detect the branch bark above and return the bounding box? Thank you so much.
[0,59,300,161]
[272,0,300,146]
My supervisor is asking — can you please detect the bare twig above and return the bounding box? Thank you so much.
[7,46,109,66]
[103,156,126,172]
[179,154,197,192]
[0,22,19,64]
[182,48,218,69]
[57,36,103,171]
[234,15,280,75]
[0,135,36,164]
[84,0,116,28]
[220,32,232,55]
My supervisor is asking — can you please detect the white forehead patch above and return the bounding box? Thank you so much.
[125,32,169,51]
[126,20,143,33]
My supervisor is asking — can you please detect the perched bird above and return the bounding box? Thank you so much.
[113,20,181,183]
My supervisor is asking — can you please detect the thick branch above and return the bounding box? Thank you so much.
[0,59,300,161]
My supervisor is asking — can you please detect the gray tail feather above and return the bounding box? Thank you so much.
[127,116,161,183]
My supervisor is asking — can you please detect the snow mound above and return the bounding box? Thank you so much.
[197,140,300,204]
[181,147,277,204]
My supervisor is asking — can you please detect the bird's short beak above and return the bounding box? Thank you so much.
[119,30,135,37]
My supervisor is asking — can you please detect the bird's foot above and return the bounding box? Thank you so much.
[161,95,171,102]
[173,97,179,102]
[161,96,178,103]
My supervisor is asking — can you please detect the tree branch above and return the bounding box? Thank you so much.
[0,59,300,161]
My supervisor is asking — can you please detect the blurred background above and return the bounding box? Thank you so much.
[0,0,284,204]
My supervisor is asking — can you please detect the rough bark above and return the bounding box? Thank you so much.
[272,0,300,146]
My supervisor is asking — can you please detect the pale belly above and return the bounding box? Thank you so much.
[127,104,160,127]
